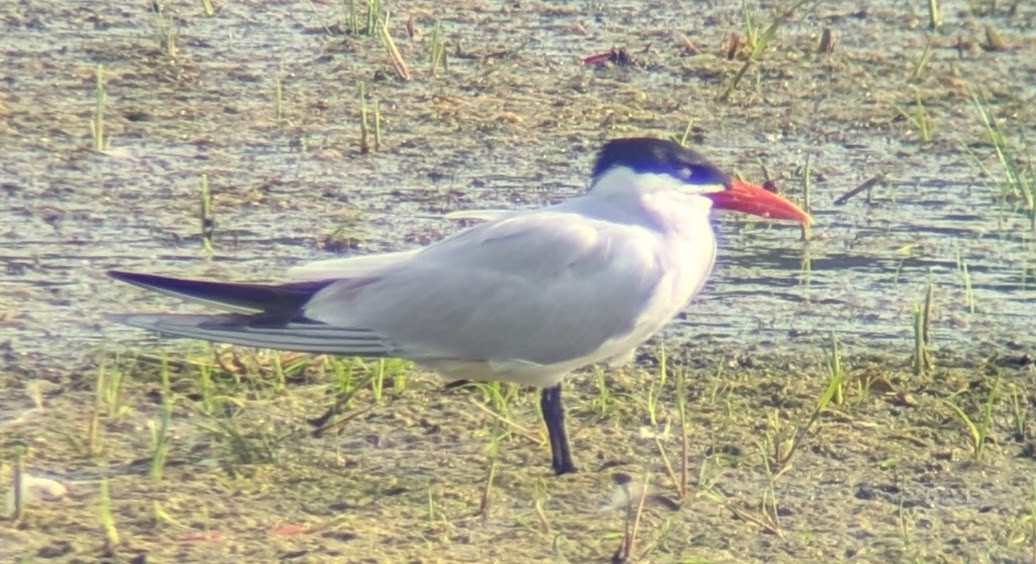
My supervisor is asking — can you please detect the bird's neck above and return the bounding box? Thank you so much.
[588,168,715,235]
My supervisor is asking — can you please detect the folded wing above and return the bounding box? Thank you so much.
[303,211,667,366]
[110,209,672,368]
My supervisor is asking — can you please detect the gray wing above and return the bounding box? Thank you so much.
[302,211,667,365]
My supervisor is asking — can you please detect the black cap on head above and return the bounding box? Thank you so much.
[591,137,731,187]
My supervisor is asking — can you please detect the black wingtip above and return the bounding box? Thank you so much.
[108,269,146,284]
[106,269,335,314]
[108,270,176,286]
[107,270,190,294]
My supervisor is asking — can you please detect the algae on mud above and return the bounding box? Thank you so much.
[2,0,1036,562]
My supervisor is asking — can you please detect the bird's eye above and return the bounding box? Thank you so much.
[677,167,693,180]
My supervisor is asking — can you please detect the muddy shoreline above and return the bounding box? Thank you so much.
[2,0,1035,561]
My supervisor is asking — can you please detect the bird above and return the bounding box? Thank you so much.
[107,137,811,476]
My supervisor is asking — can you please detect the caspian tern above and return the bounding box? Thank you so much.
[108,137,811,475]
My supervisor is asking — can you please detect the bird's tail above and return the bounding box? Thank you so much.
[107,271,392,355]
[107,312,390,355]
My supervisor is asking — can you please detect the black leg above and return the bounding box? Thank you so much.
[540,384,577,475]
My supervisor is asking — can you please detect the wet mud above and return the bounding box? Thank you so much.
[2,0,1035,561]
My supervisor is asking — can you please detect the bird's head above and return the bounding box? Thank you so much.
[589,137,812,224]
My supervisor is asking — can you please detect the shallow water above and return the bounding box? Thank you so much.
[5,124,1034,367]
[4,2,1034,371]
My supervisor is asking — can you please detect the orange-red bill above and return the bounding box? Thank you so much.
[705,179,813,224]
